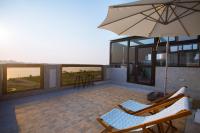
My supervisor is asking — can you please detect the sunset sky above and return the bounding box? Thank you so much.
[0,0,135,64]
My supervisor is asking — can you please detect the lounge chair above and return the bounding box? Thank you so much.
[118,86,187,115]
[97,97,191,133]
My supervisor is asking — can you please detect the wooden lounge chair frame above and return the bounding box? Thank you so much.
[97,97,191,133]
[118,87,187,115]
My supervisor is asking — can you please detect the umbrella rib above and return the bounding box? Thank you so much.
[177,3,200,17]
[169,10,196,24]
[165,5,169,23]
[174,3,200,12]
[140,12,163,23]
[168,3,200,23]
[152,4,165,23]
[149,6,167,36]
[169,5,190,36]
[119,6,165,35]
[168,6,176,21]
[98,5,163,28]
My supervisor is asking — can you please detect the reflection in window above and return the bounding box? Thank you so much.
[183,44,193,50]
[160,37,175,42]
[170,46,178,52]
[130,38,154,46]
[180,52,199,66]
[178,35,198,41]
[7,67,41,93]
[178,45,183,51]
[61,67,102,86]
[138,47,152,65]
[193,44,198,50]
[157,53,166,66]
[129,47,135,64]
[168,53,178,66]
[156,46,166,66]
[111,41,128,64]
[137,67,152,84]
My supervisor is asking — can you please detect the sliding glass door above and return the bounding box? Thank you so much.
[128,45,155,85]
[137,47,154,85]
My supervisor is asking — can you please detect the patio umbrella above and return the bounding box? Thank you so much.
[98,0,200,94]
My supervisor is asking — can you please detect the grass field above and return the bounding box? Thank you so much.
[7,76,41,93]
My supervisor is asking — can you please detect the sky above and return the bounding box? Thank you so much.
[0,0,135,65]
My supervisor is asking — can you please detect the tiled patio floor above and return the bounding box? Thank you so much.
[0,84,189,133]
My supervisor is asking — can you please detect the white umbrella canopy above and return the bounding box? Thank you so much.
[99,0,200,37]
[99,0,200,94]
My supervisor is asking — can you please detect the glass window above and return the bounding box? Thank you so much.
[193,44,198,50]
[111,41,128,64]
[157,53,166,66]
[178,45,183,51]
[156,46,166,66]
[178,35,198,41]
[7,66,41,93]
[160,37,175,42]
[130,40,139,46]
[129,47,135,64]
[170,46,178,52]
[180,52,199,66]
[130,38,154,46]
[137,67,152,84]
[61,66,102,86]
[168,53,178,66]
[183,44,193,50]
[138,47,152,65]
[138,38,154,45]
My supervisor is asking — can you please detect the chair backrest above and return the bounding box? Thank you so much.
[145,96,191,123]
[168,86,187,99]
[134,87,188,115]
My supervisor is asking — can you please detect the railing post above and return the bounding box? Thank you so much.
[43,64,48,89]
[102,65,108,81]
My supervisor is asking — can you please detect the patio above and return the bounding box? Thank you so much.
[0,83,189,133]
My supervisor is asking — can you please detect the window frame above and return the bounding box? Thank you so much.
[110,36,200,68]
[2,64,44,94]
[60,64,104,87]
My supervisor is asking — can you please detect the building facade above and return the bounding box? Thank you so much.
[109,36,200,98]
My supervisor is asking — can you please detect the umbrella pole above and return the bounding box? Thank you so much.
[164,37,169,95]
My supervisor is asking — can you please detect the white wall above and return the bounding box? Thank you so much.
[155,67,200,98]
[106,67,127,83]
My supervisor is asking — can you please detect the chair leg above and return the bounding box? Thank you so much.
[143,127,148,133]
[100,129,108,133]
[157,123,165,133]
[169,120,177,130]
[143,127,154,133]
[147,128,155,133]
[164,120,177,133]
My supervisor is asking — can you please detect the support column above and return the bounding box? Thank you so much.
[43,64,60,90]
